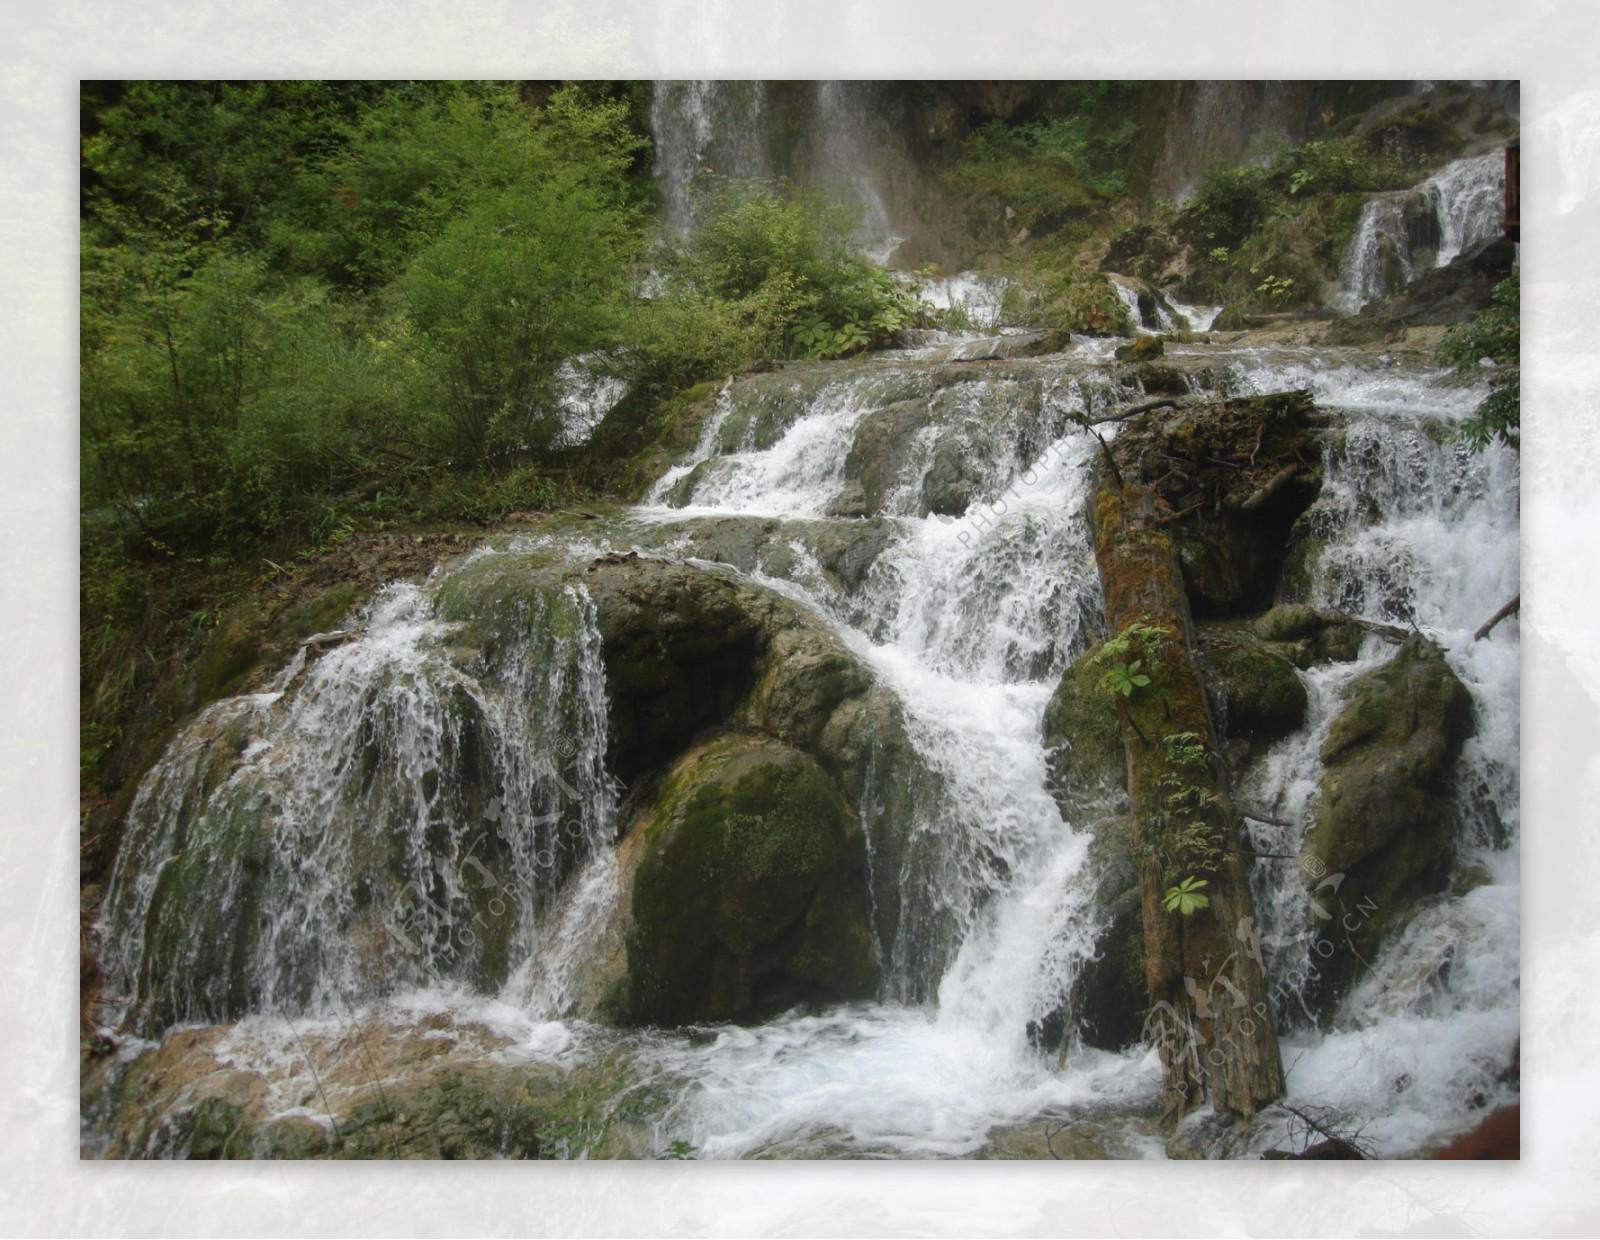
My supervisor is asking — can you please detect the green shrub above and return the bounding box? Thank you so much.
[1439,273,1519,451]
[660,178,927,361]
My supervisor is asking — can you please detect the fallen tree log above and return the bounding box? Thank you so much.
[1088,420,1288,1120]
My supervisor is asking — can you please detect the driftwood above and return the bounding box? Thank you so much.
[1233,462,1298,513]
[1474,594,1520,641]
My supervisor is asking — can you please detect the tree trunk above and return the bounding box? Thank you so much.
[1090,474,1286,1120]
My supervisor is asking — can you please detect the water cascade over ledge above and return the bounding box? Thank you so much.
[91,331,1519,1159]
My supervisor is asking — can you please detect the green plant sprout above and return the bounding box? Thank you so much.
[1164,876,1210,915]
[1107,659,1152,697]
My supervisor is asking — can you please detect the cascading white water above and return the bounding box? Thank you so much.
[1336,194,1416,312]
[650,80,769,233]
[100,334,1518,1159]
[650,81,912,263]
[1336,150,1508,311]
[102,579,619,1030]
[1421,151,1505,267]
[1195,344,1520,1152]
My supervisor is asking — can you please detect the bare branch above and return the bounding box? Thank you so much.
[1474,594,1520,641]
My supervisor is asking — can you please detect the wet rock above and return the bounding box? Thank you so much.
[1302,638,1475,1010]
[84,1011,653,1159]
[1197,626,1308,746]
[1138,362,1190,396]
[1043,648,1127,800]
[608,734,879,1025]
[1114,335,1165,362]
[1252,603,1362,663]
[1357,236,1516,326]
[1042,650,1145,1052]
[947,329,1068,361]
[844,398,928,514]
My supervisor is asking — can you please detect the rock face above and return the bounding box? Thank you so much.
[1303,637,1475,1009]
[437,550,896,1025]
[607,735,879,1025]
[82,1010,663,1159]
[112,542,897,1037]
[1357,237,1516,326]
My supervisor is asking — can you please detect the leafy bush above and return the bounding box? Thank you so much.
[1176,166,1276,251]
[1439,273,1519,450]
[659,178,927,361]
[947,83,1139,234]
[993,265,1131,336]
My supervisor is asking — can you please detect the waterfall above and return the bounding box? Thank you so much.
[1420,151,1506,267]
[650,81,911,262]
[102,579,618,1031]
[1336,195,1416,312]
[650,80,769,233]
[98,337,1518,1159]
[1337,151,1507,310]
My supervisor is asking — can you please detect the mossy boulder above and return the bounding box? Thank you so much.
[1041,650,1146,1052]
[1252,603,1362,663]
[746,627,872,752]
[612,734,879,1025]
[1067,817,1147,1052]
[1138,362,1189,396]
[1114,335,1165,362]
[575,558,770,785]
[86,1013,656,1160]
[1302,638,1476,1010]
[1197,626,1308,747]
[1043,648,1128,804]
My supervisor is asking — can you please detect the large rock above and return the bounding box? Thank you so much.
[1042,648,1143,1051]
[1196,626,1308,749]
[83,1011,661,1159]
[1357,237,1516,327]
[1302,638,1475,1009]
[1043,648,1128,803]
[605,734,879,1025]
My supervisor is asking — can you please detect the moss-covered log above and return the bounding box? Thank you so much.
[1089,448,1286,1119]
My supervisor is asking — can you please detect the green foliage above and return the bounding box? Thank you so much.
[982,264,1131,337]
[660,178,928,362]
[1163,876,1211,915]
[1106,660,1152,698]
[947,82,1139,233]
[391,106,641,470]
[1172,130,1428,310]
[1177,166,1277,252]
[1438,274,1519,451]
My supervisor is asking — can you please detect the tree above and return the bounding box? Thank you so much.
[389,88,644,471]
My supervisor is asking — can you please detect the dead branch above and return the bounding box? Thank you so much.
[1235,806,1299,829]
[1071,396,1186,427]
[1233,462,1299,514]
[1318,610,1414,644]
[1474,594,1520,641]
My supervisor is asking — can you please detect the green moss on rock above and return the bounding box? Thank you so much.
[1303,638,1475,1011]
[620,735,879,1025]
[1044,648,1128,803]
[1197,626,1308,745]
